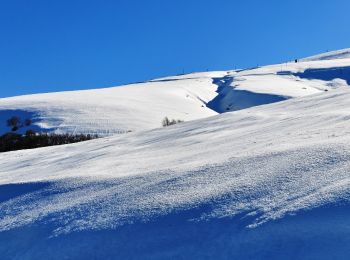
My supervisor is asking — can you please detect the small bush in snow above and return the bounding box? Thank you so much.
[7,116,21,132]
[162,117,184,127]
[6,116,32,132]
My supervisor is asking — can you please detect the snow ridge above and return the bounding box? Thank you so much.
[301,48,350,61]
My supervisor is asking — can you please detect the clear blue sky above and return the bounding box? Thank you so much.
[1,0,349,98]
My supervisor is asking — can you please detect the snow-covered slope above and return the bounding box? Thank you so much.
[1,54,350,135]
[1,50,350,259]
[301,48,350,61]
[0,72,223,135]
[2,87,350,258]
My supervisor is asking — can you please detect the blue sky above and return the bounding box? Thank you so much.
[0,0,349,98]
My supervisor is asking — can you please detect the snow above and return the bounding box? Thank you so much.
[1,50,350,259]
[0,72,224,135]
[301,48,350,61]
[1,54,349,136]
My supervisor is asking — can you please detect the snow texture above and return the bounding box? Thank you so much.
[1,50,350,259]
[3,57,349,135]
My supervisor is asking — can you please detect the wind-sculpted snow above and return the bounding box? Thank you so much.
[1,87,350,233]
[1,144,350,238]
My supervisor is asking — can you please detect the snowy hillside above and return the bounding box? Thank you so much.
[301,48,350,61]
[1,54,350,135]
[1,50,350,259]
[0,72,223,135]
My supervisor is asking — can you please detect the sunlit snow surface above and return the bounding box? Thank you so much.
[2,56,350,135]
[1,51,350,259]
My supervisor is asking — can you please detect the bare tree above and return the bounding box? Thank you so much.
[162,117,170,127]
[7,116,21,132]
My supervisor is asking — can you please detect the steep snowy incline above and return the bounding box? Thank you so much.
[1,87,350,258]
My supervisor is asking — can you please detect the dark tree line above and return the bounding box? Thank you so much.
[1,116,98,153]
[0,131,98,153]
